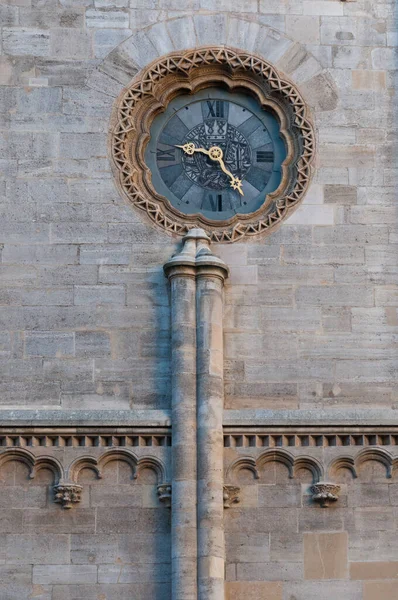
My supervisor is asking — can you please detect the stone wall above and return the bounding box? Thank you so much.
[0,0,397,599]
[1,0,396,413]
[224,444,398,600]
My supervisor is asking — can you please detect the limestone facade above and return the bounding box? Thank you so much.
[0,0,397,599]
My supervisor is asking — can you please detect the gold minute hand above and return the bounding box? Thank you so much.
[208,147,244,197]
[175,143,244,196]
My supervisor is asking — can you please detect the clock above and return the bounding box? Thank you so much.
[110,47,315,242]
[145,88,287,222]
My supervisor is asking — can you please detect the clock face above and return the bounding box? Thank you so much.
[145,88,287,222]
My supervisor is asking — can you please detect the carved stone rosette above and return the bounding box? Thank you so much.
[110,46,315,242]
[54,483,83,509]
[223,484,241,508]
[157,483,172,507]
[311,482,341,508]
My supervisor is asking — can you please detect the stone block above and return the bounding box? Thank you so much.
[59,133,107,159]
[226,581,283,600]
[354,507,394,531]
[296,286,373,307]
[75,331,111,358]
[364,581,398,600]
[63,87,114,118]
[52,583,171,600]
[70,534,119,565]
[255,28,294,64]
[270,532,303,562]
[33,565,98,585]
[236,562,302,582]
[195,13,227,46]
[37,265,98,285]
[352,70,386,91]
[303,1,343,15]
[299,508,347,532]
[51,223,107,243]
[372,47,398,70]
[304,532,348,580]
[93,28,132,59]
[285,205,334,225]
[146,22,174,55]
[351,561,398,580]
[313,225,388,245]
[74,285,126,306]
[96,508,170,533]
[321,16,357,45]
[0,510,24,533]
[375,287,398,306]
[86,8,129,28]
[226,532,270,564]
[226,17,260,52]
[352,308,398,333]
[258,485,301,508]
[286,16,320,44]
[284,581,362,600]
[38,203,91,223]
[3,28,50,56]
[23,509,95,534]
[284,245,364,265]
[49,29,92,60]
[98,563,170,583]
[299,334,396,360]
[25,331,75,357]
[324,185,357,204]
[6,534,70,565]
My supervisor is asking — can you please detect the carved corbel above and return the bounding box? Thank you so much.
[157,483,172,507]
[54,482,82,509]
[311,482,341,508]
[223,485,241,508]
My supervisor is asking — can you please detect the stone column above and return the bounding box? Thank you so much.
[164,229,228,600]
[164,232,199,600]
[196,244,229,600]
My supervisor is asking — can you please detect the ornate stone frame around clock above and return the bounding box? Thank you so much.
[110,46,315,243]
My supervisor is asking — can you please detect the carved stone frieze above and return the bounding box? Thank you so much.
[110,46,315,242]
[54,482,83,509]
[157,483,172,507]
[311,482,341,508]
[223,484,241,508]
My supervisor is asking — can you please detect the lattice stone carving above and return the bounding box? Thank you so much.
[311,482,341,508]
[223,484,241,508]
[110,46,315,242]
[54,482,82,509]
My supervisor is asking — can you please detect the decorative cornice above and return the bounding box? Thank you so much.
[110,45,315,242]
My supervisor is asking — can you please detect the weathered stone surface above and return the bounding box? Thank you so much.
[304,532,348,579]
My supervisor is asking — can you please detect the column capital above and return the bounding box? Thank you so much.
[164,228,229,282]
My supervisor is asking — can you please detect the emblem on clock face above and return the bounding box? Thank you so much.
[146,89,287,221]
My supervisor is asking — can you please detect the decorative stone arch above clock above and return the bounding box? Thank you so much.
[110,46,315,242]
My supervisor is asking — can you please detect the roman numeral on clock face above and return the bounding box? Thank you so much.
[205,100,225,119]
[256,150,274,163]
[202,193,223,212]
[156,148,176,161]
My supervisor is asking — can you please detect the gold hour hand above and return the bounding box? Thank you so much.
[175,143,209,157]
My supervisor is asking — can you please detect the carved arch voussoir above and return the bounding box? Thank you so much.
[327,456,358,480]
[109,45,316,243]
[0,448,64,482]
[355,448,393,479]
[225,456,260,483]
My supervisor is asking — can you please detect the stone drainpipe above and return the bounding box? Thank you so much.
[164,229,229,600]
